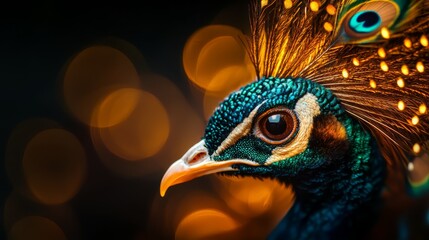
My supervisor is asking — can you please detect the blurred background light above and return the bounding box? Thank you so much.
[97,89,169,161]
[8,216,66,240]
[63,45,140,127]
[90,73,205,178]
[214,176,294,217]
[175,209,239,240]
[182,25,256,120]
[182,25,242,84]
[194,35,248,90]
[91,88,140,128]
[4,192,79,239]
[22,129,86,205]
[5,119,61,198]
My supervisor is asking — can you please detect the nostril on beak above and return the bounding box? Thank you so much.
[186,151,208,165]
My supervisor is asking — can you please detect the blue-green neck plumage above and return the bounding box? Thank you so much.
[270,114,386,240]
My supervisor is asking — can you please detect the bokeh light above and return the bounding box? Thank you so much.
[91,74,205,178]
[183,24,256,121]
[8,216,66,240]
[92,88,141,128]
[22,129,86,205]
[4,192,79,238]
[188,32,256,120]
[194,36,249,90]
[214,175,294,218]
[175,209,239,240]
[6,119,61,197]
[63,45,140,126]
[182,25,242,83]
[97,89,169,161]
[147,186,228,239]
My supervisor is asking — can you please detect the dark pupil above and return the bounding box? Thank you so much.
[357,11,380,28]
[265,114,286,136]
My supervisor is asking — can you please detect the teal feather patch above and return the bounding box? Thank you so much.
[214,136,273,164]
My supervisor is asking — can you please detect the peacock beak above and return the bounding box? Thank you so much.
[160,140,258,197]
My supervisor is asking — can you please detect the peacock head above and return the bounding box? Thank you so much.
[160,76,360,196]
[159,0,429,198]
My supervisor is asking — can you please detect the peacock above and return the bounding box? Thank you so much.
[160,0,429,239]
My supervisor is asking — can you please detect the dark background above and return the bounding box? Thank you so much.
[1,1,249,239]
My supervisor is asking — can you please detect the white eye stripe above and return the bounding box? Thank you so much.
[213,102,266,156]
[265,93,321,164]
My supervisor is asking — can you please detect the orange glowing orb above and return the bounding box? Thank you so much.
[92,88,141,128]
[214,176,294,218]
[98,89,169,160]
[183,25,242,83]
[5,118,61,196]
[9,216,66,240]
[175,209,239,240]
[22,129,86,205]
[63,46,140,126]
[194,36,248,90]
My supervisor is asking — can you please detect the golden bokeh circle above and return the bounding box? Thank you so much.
[194,36,247,90]
[183,25,242,82]
[8,216,66,240]
[90,74,205,178]
[98,89,170,160]
[5,119,61,197]
[92,88,141,128]
[214,176,294,218]
[175,209,239,240]
[22,129,86,205]
[63,45,140,126]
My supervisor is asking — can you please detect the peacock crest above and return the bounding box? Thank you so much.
[244,0,429,168]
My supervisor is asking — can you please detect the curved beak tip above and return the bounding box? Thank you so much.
[159,140,220,197]
[159,160,184,197]
[159,179,167,197]
[159,140,259,197]
[160,188,167,197]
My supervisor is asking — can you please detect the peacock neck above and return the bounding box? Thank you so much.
[270,118,386,240]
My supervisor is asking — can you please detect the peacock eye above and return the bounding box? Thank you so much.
[340,1,399,42]
[254,107,298,145]
[349,11,381,33]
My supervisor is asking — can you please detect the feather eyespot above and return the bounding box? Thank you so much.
[339,1,399,43]
[254,107,298,145]
[349,11,381,33]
